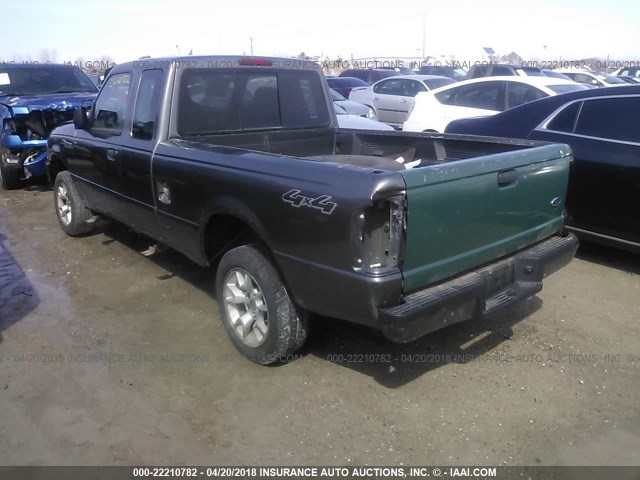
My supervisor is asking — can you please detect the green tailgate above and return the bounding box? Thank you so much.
[400,144,572,292]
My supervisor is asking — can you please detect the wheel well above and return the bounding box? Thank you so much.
[48,155,67,184]
[203,214,269,266]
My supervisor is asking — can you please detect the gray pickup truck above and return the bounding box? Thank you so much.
[47,56,578,363]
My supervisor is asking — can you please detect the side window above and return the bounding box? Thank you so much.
[469,66,487,78]
[546,101,581,133]
[575,97,640,143]
[131,70,163,140]
[444,82,502,110]
[404,80,427,97]
[92,73,132,134]
[373,79,404,96]
[573,73,597,86]
[506,83,547,109]
[491,66,514,76]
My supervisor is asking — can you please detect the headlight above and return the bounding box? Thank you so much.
[367,107,376,119]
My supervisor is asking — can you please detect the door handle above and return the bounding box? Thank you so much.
[373,97,380,101]
[497,169,518,186]
[106,149,118,162]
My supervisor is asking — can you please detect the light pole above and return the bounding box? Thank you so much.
[422,14,425,59]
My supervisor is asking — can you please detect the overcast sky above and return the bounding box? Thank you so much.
[1,0,639,64]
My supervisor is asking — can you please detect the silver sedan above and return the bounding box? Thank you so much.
[348,75,455,127]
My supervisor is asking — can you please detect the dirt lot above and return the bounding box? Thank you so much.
[1,182,639,467]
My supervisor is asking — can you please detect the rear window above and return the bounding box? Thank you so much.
[178,69,329,135]
[515,68,545,77]
[423,77,456,90]
[547,84,589,94]
[327,77,368,87]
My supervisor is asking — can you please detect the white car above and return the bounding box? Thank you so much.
[334,104,394,130]
[555,69,627,88]
[348,75,455,127]
[402,76,587,133]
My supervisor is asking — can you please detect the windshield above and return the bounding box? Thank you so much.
[424,77,456,89]
[452,68,468,79]
[333,103,347,114]
[595,73,626,84]
[516,68,546,77]
[0,67,98,96]
[548,84,589,94]
[330,89,347,101]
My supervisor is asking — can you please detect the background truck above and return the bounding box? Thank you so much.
[46,56,578,364]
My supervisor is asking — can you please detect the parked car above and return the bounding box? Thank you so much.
[417,65,468,80]
[556,69,627,88]
[541,69,572,80]
[467,63,545,79]
[446,85,640,253]
[330,89,375,118]
[377,66,416,75]
[403,76,588,133]
[326,76,369,98]
[349,75,455,127]
[611,66,640,78]
[615,76,640,84]
[338,68,397,84]
[46,55,577,363]
[333,104,393,130]
[0,64,98,189]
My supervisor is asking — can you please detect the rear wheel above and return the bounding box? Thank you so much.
[215,245,308,364]
[54,171,93,236]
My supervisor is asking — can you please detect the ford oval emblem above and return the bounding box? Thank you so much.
[550,197,562,207]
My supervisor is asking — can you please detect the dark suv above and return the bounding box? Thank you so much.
[417,65,467,80]
[467,64,545,79]
[338,69,398,85]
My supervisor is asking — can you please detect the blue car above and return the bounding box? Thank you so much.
[446,85,640,253]
[0,64,98,189]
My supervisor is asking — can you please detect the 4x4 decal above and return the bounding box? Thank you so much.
[282,189,338,215]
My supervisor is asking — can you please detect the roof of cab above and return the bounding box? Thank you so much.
[111,55,321,74]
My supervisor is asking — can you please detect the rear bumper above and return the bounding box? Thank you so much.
[379,233,578,342]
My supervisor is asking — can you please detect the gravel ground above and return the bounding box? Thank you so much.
[1,183,639,468]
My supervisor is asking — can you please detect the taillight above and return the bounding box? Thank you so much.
[354,195,406,273]
[345,87,353,97]
[239,58,273,66]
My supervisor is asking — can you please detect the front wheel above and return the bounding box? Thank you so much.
[215,245,308,364]
[54,171,94,236]
[0,149,22,190]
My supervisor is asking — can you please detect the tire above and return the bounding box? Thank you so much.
[53,171,93,236]
[0,149,21,190]
[215,245,308,364]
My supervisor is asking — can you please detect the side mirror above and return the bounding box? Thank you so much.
[73,100,94,130]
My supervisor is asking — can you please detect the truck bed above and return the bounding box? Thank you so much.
[180,128,547,172]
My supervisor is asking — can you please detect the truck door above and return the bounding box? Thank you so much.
[69,72,132,223]
[119,69,165,238]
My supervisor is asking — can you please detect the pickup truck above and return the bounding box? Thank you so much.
[46,56,578,364]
